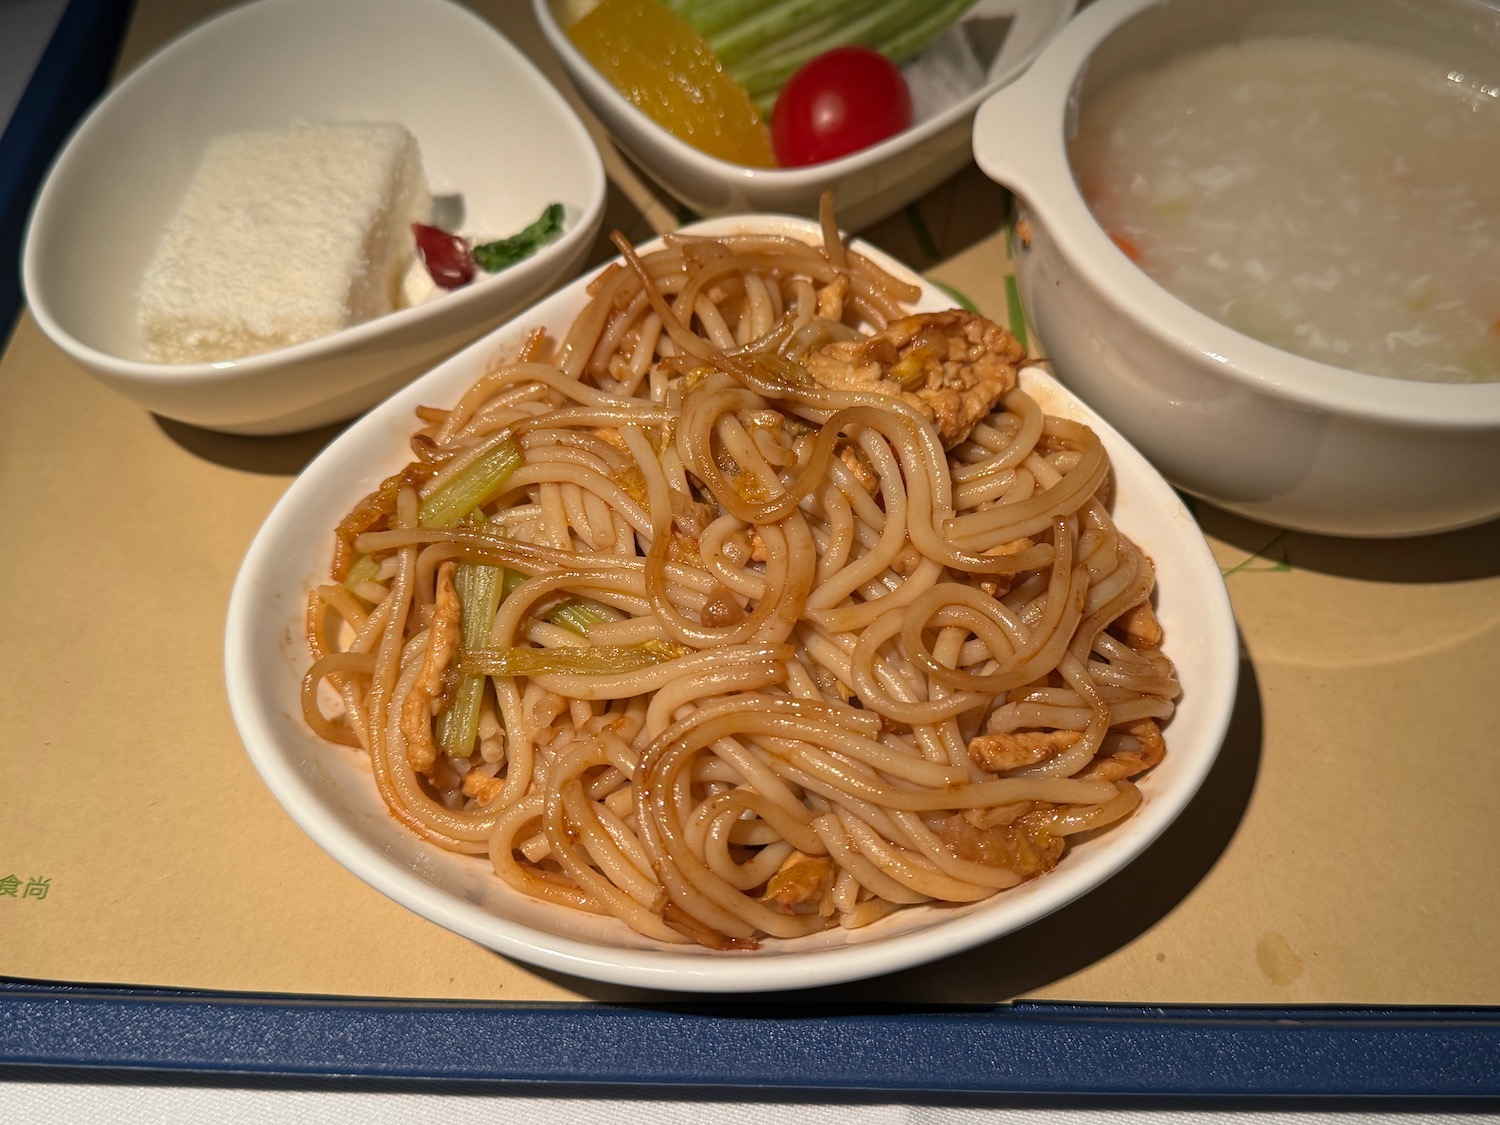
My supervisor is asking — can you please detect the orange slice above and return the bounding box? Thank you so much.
[568,0,775,168]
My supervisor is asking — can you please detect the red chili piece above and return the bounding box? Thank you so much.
[412,223,476,289]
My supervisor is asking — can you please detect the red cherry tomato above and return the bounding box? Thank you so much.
[771,46,913,168]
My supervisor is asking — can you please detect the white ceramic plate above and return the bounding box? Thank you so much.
[23,0,606,435]
[225,215,1239,992]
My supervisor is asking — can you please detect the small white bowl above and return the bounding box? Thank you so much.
[533,0,1074,229]
[225,214,1238,994]
[973,0,1500,538]
[22,0,606,436]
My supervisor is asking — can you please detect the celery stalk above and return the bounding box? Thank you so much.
[418,432,522,529]
[502,567,529,598]
[340,553,381,591]
[548,598,625,636]
[461,639,685,678]
[435,514,507,759]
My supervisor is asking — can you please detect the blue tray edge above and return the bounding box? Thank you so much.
[3,979,1498,1097]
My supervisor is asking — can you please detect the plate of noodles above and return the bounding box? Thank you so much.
[225,207,1238,992]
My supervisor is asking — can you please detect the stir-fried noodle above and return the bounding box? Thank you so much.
[304,205,1178,949]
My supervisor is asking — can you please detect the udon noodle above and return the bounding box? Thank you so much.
[303,204,1179,950]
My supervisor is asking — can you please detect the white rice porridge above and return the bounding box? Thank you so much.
[1070,37,1500,383]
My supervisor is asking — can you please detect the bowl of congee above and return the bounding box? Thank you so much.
[971,0,1500,538]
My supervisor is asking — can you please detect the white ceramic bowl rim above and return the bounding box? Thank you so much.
[535,0,1074,187]
[973,0,1500,430]
[225,214,1240,993]
[22,0,607,387]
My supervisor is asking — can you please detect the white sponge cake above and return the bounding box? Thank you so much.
[139,123,431,364]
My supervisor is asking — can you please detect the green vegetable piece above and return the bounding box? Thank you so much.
[461,639,686,678]
[502,566,530,598]
[418,432,523,529]
[431,511,499,758]
[706,0,867,67]
[547,598,625,636]
[472,203,566,274]
[436,544,507,759]
[870,0,975,66]
[341,553,382,591]
[435,674,485,759]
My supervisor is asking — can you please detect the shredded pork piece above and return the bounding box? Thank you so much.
[760,852,835,915]
[399,560,462,772]
[1080,720,1166,781]
[702,581,747,627]
[975,537,1035,598]
[968,729,1083,773]
[803,310,1025,448]
[815,273,850,320]
[985,535,1035,558]
[461,768,505,804]
[837,443,880,495]
[671,493,717,540]
[935,808,1064,879]
[1116,600,1164,647]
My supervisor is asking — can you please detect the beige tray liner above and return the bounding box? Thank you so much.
[2,0,1497,1008]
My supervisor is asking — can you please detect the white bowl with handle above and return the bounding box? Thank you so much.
[973,0,1500,538]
